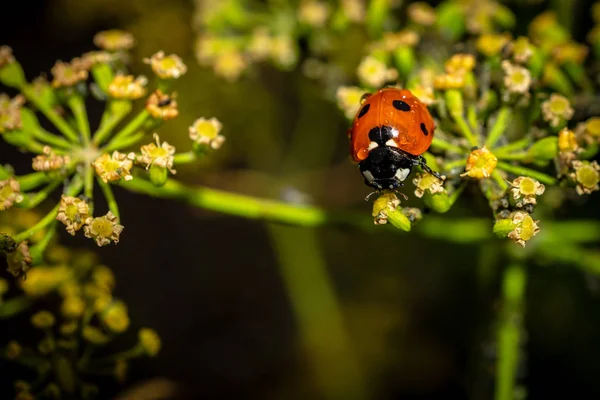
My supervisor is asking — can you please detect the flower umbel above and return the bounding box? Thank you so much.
[56,195,90,235]
[84,211,124,247]
[413,173,446,198]
[32,146,70,172]
[461,147,498,179]
[51,59,88,88]
[508,211,540,247]
[570,161,600,195]
[145,90,179,120]
[92,151,134,183]
[107,75,147,100]
[542,93,574,127]
[93,30,135,51]
[143,51,187,79]
[138,133,176,173]
[509,177,545,207]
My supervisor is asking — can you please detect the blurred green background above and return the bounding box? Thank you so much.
[1,0,600,399]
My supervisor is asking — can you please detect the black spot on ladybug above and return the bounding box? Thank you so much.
[420,122,429,136]
[368,126,394,145]
[358,103,370,118]
[392,100,411,112]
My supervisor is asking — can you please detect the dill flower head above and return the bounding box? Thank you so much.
[108,74,147,100]
[558,128,578,153]
[357,56,397,88]
[92,265,115,292]
[585,117,600,141]
[511,36,534,63]
[552,42,588,65]
[433,73,465,90]
[145,90,179,120]
[189,117,225,149]
[51,59,88,88]
[374,30,420,52]
[298,0,331,28]
[541,93,574,128]
[570,160,600,195]
[247,28,272,61]
[213,50,248,82]
[509,176,545,207]
[407,2,436,26]
[84,212,124,247]
[372,193,401,225]
[270,35,298,69]
[56,195,90,235]
[32,146,70,172]
[507,211,540,247]
[408,85,435,106]
[341,0,366,22]
[0,177,23,211]
[20,266,72,297]
[461,147,498,179]
[336,86,365,119]
[144,51,187,79]
[412,173,446,198]
[93,30,135,52]
[61,295,85,318]
[31,310,56,329]
[100,300,130,333]
[501,60,531,95]
[138,328,161,357]
[92,151,135,183]
[0,93,25,134]
[476,33,511,57]
[445,53,476,76]
[83,325,109,344]
[138,133,176,173]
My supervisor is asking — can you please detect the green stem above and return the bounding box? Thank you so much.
[29,221,58,264]
[105,110,150,148]
[430,137,464,154]
[467,104,478,132]
[92,100,132,145]
[20,179,63,209]
[120,178,373,229]
[454,115,479,147]
[29,127,72,150]
[496,161,557,185]
[485,107,511,149]
[496,152,529,161]
[495,263,526,400]
[492,170,509,191]
[173,151,197,164]
[443,158,468,172]
[84,164,94,200]
[269,225,367,400]
[21,85,79,143]
[96,178,120,219]
[493,137,531,155]
[16,172,52,191]
[67,94,91,146]
[13,176,83,242]
[101,131,145,153]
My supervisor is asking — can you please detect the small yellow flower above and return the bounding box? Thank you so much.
[20,266,72,297]
[31,310,56,329]
[298,0,330,28]
[100,300,130,333]
[476,33,511,57]
[56,195,90,235]
[115,359,128,383]
[511,36,534,63]
[585,117,600,140]
[189,117,225,149]
[412,173,446,198]
[92,151,135,183]
[336,86,365,119]
[61,295,85,318]
[501,60,532,95]
[92,265,115,292]
[83,325,109,344]
[433,73,465,90]
[407,2,436,26]
[357,56,397,88]
[0,177,23,210]
[445,53,476,76]
[0,93,25,134]
[341,0,366,22]
[247,28,272,61]
[60,321,78,335]
[50,60,88,88]
[32,146,70,172]
[138,328,161,356]
[552,42,588,65]
[0,45,15,68]
[409,85,435,106]
[145,90,179,120]
[93,30,135,52]
[558,128,578,152]
[372,30,419,52]
[507,211,540,247]
[461,146,498,179]
[541,93,574,127]
[270,35,298,69]
[84,211,124,247]
[371,193,400,225]
[107,74,147,100]
[570,160,600,195]
[213,51,248,82]
[81,51,113,66]
[138,133,176,173]
[144,51,187,79]
[509,177,545,207]
[6,241,31,278]
[5,340,21,359]
[0,277,8,296]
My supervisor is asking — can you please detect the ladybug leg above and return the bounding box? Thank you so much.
[415,156,445,182]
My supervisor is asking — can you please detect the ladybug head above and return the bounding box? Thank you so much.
[358,147,415,190]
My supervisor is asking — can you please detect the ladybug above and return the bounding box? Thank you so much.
[348,87,442,191]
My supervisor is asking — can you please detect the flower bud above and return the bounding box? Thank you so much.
[149,163,168,187]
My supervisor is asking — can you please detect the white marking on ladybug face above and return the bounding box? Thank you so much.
[395,168,410,182]
[362,170,375,184]
[368,141,378,150]
[385,139,398,148]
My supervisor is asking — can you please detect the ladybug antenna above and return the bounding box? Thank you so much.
[364,191,379,202]
[394,190,409,201]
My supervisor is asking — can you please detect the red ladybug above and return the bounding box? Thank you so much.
[348,87,441,190]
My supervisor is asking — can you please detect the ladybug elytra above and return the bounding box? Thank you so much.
[348,87,442,191]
